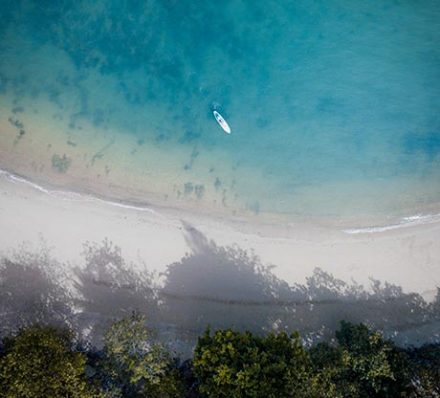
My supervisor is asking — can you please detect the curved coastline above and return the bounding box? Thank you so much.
[1,106,440,231]
[0,168,158,215]
[2,166,440,236]
[2,162,440,299]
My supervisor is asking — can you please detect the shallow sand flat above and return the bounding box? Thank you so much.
[0,101,273,219]
[1,171,439,299]
[2,92,440,222]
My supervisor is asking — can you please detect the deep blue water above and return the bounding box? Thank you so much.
[1,0,439,218]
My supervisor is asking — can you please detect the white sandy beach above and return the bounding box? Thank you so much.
[1,168,439,300]
[2,108,440,348]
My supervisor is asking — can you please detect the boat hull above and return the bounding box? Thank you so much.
[213,110,231,134]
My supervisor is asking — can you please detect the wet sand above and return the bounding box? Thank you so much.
[1,168,439,299]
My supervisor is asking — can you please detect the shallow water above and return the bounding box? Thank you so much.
[0,0,439,219]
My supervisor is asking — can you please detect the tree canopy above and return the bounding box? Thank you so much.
[310,321,412,397]
[101,312,183,398]
[193,328,338,398]
[0,319,438,397]
[0,325,95,398]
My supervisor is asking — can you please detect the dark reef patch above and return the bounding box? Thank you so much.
[183,182,205,199]
[8,115,26,142]
[8,116,24,130]
[12,106,24,114]
[51,154,72,173]
[184,182,194,195]
[214,177,221,191]
[194,184,205,199]
[184,147,200,171]
[179,130,201,144]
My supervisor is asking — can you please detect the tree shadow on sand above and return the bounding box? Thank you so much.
[160,224,440,354]
[160,224,292,340]
[1,229,439,355]
[0,245,73,337]
[73,239,159,344]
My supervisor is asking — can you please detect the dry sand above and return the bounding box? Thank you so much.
[1,169,439,299]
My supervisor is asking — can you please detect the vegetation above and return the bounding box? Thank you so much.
[310,321,412,397]
[100,312,184,397]
[0,318,439,397]
[193,329,336,398]
[0,326,96,398]
[406,344,440,397]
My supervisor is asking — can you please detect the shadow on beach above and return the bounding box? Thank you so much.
[159,224,440,354]
[1,225,439,355]
[72,239,159,344]
[0,245,73,335]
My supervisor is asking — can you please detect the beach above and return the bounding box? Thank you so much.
[1,0,440,353]
[1,110,440,296]
[1,166,439,298]
[2,98,440,351]
[1,104,440,300]
[2,164,440,352]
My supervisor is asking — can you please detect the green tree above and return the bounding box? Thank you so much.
[406,343,440,397]
[0,325,96,398]
[309,342,345,397]
[101,312,184,397]
[333,321,411,397]
[193,328,335,398]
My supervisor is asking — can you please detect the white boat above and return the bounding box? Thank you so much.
[213,110,231,134]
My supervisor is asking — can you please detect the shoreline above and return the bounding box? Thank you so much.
[1,165,440,298]
[2,165,440,236]
[1,101,440,231]
[1,96,440,298]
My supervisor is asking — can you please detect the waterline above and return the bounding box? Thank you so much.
[3,167,440,235]
[0,168,159,216]
[343,214,440,234]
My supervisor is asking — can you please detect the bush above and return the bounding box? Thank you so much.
[0,325,96,398]
[100,312,184,398]
[193,328,336,398]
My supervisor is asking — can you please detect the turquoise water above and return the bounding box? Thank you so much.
[1,0,439,219]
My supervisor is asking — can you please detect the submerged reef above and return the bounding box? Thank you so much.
[51,154,72,173]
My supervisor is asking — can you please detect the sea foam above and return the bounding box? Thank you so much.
[343,214,440,234]
[0,168,159,216]
[2,168,439,234]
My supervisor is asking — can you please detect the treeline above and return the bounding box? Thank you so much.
[0,314,439,398]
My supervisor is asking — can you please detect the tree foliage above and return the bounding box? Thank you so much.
[0,325,95,398]
[310,321,412,397]
[406,343,440,397]
[101,312,183,398]
[0,319,438,397]
[193,328,337,398]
